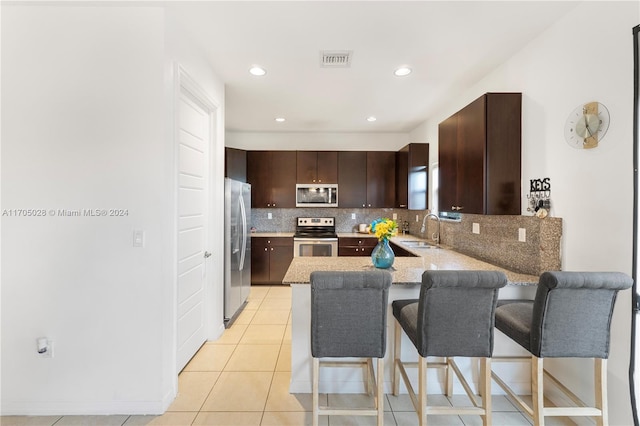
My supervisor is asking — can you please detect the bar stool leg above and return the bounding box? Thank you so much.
[595,358,608,426]
[481,357,492,426]
[364,359,373,396]
[393,320,402,396]
[312,358,320,426]
[377,357,384,426]
[531,356,545,426]
[419,356,427,426]
[445,356,454,396]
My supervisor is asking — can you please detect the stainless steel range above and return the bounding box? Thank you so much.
[293,217,338,257]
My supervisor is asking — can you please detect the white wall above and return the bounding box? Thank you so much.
[227,131,410,151]
[1,4,225,415]
[1,5,167,414]
[409,2,638,424]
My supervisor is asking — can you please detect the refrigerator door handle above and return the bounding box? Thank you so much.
[238,193,247,272]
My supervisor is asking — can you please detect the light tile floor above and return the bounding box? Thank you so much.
[2,285,575,426]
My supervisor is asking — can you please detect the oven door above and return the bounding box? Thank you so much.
[293,238,338,257]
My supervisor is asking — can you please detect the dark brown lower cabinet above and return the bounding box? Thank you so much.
[338,237,378,256]
[339,237,417,257]
[251,237,294,284]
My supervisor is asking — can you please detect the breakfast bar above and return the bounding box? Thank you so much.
[282,240,539,395]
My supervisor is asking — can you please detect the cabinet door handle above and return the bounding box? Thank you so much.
[272,203,276,207]
[400,204,407,207]
[318,179,322,183]
[271,248,274,251]
[368,204,371,207]
[267,203,271,207]
[264,248,268,251]
[362,204,366,207]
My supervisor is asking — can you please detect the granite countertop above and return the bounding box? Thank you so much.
[252,232,378,238]
[282,234,538,286]
[251,232,295,237]
[337,232,378,238]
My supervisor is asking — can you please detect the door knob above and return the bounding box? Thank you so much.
[204,251,212,258]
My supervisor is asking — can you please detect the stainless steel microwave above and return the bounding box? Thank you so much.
[295,184,338,207]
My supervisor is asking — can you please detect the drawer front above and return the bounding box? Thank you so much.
[268,237,294,247]
[338,245,375,256]
[339,237,377,246]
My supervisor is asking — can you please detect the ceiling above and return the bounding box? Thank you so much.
[169,1,578,133]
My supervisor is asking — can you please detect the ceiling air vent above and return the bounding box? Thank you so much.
[320,50,352,68]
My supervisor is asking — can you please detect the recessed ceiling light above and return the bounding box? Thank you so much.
[367,116,377,122]
[275,117,286,122]
[394,67,412,77]
[249,66,266,76]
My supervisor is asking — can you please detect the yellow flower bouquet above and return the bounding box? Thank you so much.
[370,217,398,241]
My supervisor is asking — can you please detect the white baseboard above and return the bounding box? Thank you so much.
[0,399,165,416]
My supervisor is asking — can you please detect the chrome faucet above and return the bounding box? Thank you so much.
[420,213,440,245]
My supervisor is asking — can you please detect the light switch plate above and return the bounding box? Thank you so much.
[518,228,526,242]
[351,213,356,219]
[268,213,273,220]
[472,223,480,234]
[133,230,145,247]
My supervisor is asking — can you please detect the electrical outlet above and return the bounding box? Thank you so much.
[416,215,419,222]
[267,213,272,220]
[472,223,480,234]
[392,213,397,220]
[351,213,356,219]
[518,228,526,242]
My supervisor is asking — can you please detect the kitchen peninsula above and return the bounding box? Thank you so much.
[283,237,538,396]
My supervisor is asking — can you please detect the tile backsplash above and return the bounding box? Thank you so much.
[251,208,562,276]
[434,214,562,276]
[251,208,431,236]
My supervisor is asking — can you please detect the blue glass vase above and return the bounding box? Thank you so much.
[371,238,395,269]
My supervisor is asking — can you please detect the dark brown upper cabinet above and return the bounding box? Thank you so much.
[396,143,429,210]
[338,151,367,208]
[247,151,296,208]
[296,151,338,184]
[366,151,396,208]
[438,92,521,215]
[338,151,396,208]
[225,147,247,182]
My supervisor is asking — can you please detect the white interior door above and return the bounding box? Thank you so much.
[176,88,211,371]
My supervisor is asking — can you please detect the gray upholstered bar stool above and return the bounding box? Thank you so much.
[492,271,633,426]
[310,270,392,426]
[392,270,507,426]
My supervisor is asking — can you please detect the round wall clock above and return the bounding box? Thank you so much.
[564,101,610,149]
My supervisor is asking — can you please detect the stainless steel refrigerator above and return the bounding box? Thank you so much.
[224,178,251,327]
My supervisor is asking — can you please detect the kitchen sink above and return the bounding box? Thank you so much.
[398,240,440,249]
